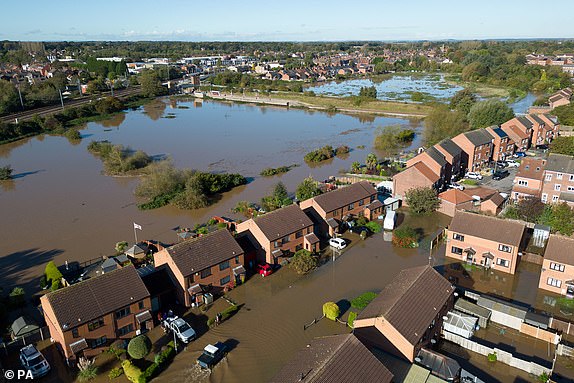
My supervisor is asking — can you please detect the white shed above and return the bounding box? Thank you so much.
[443,310,478,339]
[477,296,526,330]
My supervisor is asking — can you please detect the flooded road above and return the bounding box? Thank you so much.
[0,98,423,295]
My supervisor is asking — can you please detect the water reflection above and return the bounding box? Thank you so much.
[143,99,167,120]
[96,112,125,128]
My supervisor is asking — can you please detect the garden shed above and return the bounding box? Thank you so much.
[454,298,491,328]
[443,310,478,339]
[477,296,526,330]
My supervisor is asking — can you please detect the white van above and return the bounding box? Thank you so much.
[383,211,396,231]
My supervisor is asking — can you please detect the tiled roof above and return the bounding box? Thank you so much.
[436,139,462,158]
[438,189,473,205]
[251,204,313,241]
[311,181,375,213]
[357,265,454,345]
[544,235,574,264]
[269,334,393,383]
[546,154,574,174]
[528,114,546,126]
[516,158,546,180]
[449,211,525,247]
[166,229,244,276]
[426,147,447,167]
[411,162,440,183]
[516,116,534,130]
[463,129,493,146]
[44,265,150,330]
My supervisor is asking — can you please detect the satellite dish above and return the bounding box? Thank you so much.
[431,339,437,344]
[454,292,459,297]
[443,316,449,320]
[414,357,422,363]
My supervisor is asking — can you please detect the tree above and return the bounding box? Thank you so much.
[296,177,322,201]
[468,100,515,130]
[365,153,378,170]
[323,302,340,321]
[450,89,477,114]
[424,105,468,146]
[290,249,318,274]
[461,62,489,82]
[9,287,25,307]
[358,86,377,99]
[115,241,128,253]
[0,80,20,115]
[127,335,152,360]
[548,203,574,236]
[261,182,292,212]
[553,103,574,126]
[350,161,361,173]
[0,165,13,180]
[139,70,167,97]
[404,187,440,215]
[550,137,574,156]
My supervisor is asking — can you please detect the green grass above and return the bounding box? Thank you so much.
[557,297,574,309]
[460,179,479,186]
[351,292,377,310]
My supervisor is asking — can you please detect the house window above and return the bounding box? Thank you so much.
[188,275,194,284]
[498,244,512,253]
[273,241,280,248]
[542,193,548,203]
[359,199,364,206]
[88,318,104,331]
[117,324,134,337]
[370,195,376,203]
[282,236,290,244]
[570,175,574,181]
[557,173,563,180]
[568,186,574,192]
[220,275,230,286]
[550,262,565,272]
[235,256,240,264]
[295,244,303,251]
[518,180,528,187]
[348,203,354,211]
[116,307,131,320]
[552,195,559,202]
[219,261,230,271]
[72,328,79,338]
[496,258,509,268]
[451,246,463,255]
[200,268,212,279]
[555,184,561,191]
[547,277,562,288]
[453,233,464,241]
[295,230,303,239]
[90,336,107,349]
[545,174,552,181]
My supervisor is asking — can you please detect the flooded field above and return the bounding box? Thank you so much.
[307,74,463,101]
[0,98,423,295]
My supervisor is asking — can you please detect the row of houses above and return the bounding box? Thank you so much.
[526,54,574,76]
[38,181,381,364]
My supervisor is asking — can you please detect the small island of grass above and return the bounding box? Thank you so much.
[304,145,350,163]
[87,140,152,175]
[260,164,299,177]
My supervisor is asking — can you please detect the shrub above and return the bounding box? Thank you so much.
[115,241,128,253]
[39,275,48,289]
[0,165,13,180]
[9,287,25,307]
[45,261,63,284]
[347,311,358,328]
[404,187,440,215]
[392,225,419,248]
[51,278,62,291]
[323,302,340,321]
[127,335,152,360]
[335,145,350,155]
[77,357,98,382]
[290,249,318,274]
[487,352,497,362]
[538,372,550,383]
[108,367,123,379]
[121,360,142,383]
[351,292,377,310]
[64,128,82,141]
[221,304,240,321]
[365,221,382,233]
[304,145,335,163]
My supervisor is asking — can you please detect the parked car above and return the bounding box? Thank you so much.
[163,317,196,343]
[536,144,548,150]
[349,226,369,235]
[514,152,526,158]
[492,170,510,180]
[505,159,520,168]
[448,182,465,191]
[197,342,228,370]
[329,237,347,250]
[257,263,273,277]
[464,172,483,180]
[495,160,507,168]
[20,345,50,379]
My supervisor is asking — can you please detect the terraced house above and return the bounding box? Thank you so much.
[526,114,560,146]
[405,146,448,187]
[485,125,515,161]
[540,154,574,205]
[501,116,533,152]
[236,204,318,265]
[452,129,494,172]
[154,229,245,307]
[511,158,546,201]
[538,235,574,296]
[40,265,153,363]
[446,211,526,275]
[435,138,464,180]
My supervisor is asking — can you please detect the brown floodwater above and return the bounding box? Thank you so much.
[0,98,423,296]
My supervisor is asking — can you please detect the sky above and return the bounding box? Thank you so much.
[3,0,574,42]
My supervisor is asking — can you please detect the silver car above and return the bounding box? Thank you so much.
[20,345,50,378]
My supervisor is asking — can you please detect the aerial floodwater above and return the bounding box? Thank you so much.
[307,74,464,101]
[0,98,423,294]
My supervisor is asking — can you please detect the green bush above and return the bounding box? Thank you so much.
[51,278,62,291]
[289,249,318,274]
[304,145,335,163]
[39,275,48,289]
[127,335,152,360]
[121,360,142,383]
[487,352,497,362]
[45,261,63,284]
[108,367,123,379]
[351,292,377,309]
[392,225,419,248]
[9,287,25,307]
[347,311,357,328]
[222,304,239,321]
[0,165,13,180]
[77,365,98,382]
[365,221,382,233]
[323,302,340,321]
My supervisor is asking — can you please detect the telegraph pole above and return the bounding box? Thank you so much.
[16,84,24,110]
[58,89,64,111]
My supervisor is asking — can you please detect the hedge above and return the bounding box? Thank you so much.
[137,341,176,383]
[121,360,142,383]
[127,335,151,360]
[207,305,240,328]
[347,311,357,328]
[351,292,377,310]
[323,302,340,321]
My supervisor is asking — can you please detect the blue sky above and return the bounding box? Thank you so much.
[3,0,574,41]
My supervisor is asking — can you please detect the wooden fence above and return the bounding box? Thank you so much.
[0,327,50,355]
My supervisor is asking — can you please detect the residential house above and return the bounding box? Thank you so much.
[354,265,454,362]
[269,334,394,383]
[501,117,533,152]
[435,138,464,180]
[452,129,494,172]
[438,189,475,217]
[485,126,515,161]
[40,265,153,362]
[236,204,317,265]
[392,162,440,203]
[438,187,506,217]
[446,211,526,274]
[541,154,574,205]
[548,88,572,109]
[153,229,245,307]
[526,114,559,146]
[299,181,377,237]
[538,235,574,296]
[405,146,448,187]
[511,158,546,201]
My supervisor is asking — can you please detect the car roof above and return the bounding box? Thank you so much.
[21,345,40,357]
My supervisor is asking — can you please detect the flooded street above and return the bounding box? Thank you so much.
[0,98,422,295]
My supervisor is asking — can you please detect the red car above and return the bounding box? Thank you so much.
[257,264,273,277]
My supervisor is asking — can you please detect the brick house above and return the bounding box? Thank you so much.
[501,117,533,152]
[435,138,464,180]
[485,126,515,161]
[446,211,526,274]
[300,181,377,237]
[548,88,572,109]
[40,265,153,363]
[405,146,448,187]
[452,129,494,172]
[538,235,574,296]
[526,114,559,146]
[392,162,440,203]
[236,204,318,265]
[154,229,245,307]
[541,154,574,205]
[511,158,546,201]
[438,187,506,217]
[354,265,454,362]
[437,189,475,217]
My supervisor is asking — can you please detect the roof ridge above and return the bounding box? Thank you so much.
[170,228,225,252]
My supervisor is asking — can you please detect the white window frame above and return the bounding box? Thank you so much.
[552,195,560,202]
[518,180,528,187]
[542,193,548,203]
[550,262,565,272]
[496,258,509,267]
[557,173,563,180]
[555,184,562,191]
[498,244,512,253]
[545,174,552,181]
[547,277,562,288]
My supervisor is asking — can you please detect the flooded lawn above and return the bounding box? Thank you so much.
[307,74,463,101]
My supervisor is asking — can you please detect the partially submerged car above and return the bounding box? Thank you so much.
[197,342,228,370]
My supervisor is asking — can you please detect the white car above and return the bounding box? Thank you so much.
[20,345,50,379]
[464,172,483,180]
[163,317,196,343]
[505,159,520,168]
[329,237,346,250]
[448,182,465,191]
